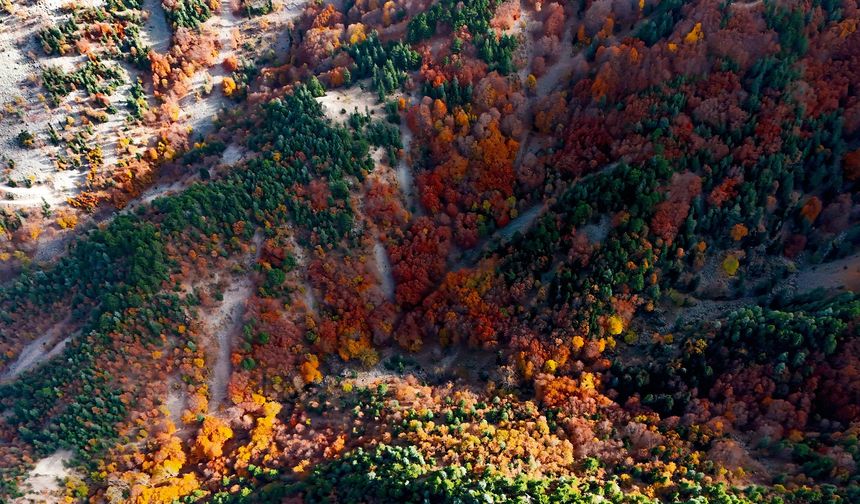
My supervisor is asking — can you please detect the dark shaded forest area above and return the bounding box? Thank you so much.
[0,0,858,502]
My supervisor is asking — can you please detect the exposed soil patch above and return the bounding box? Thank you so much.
[16,450,73,504]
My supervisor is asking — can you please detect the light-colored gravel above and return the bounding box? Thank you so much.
[206,276,253,412]
[374,238,395,301]
[17,449,74,504]
[1,320,72,381]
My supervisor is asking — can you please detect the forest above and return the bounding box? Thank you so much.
[0,0,858,502]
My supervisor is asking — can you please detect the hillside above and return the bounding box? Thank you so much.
[0,0,858,502]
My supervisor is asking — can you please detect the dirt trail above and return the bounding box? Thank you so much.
[374,238,395,301]
[792,252,860,293]
[221,143,245,166]
[1,320,72,382]
[206,276,253,412]
[396,126,416,212]
[218,1,242,56]
[535,24,577,97]
[289,234,318,312]
[453,203,545,268]
[206,232,261,412]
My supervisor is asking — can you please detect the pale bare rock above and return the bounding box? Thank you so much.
[183,71,226,137]
[218,0,244,49]
[0,3,40,111]
[668,297,751,330]
[659,251,860,332]
[221,142,246,166]
[180,0,243,137]
[0,2,96,211]
[374,238,395,301]
[0,170,86,208]
[350,88,416,210]
[511,11,534,84]
[206,275,254,412]
[534,18,576,97]
[267,0,305,54]
[16,450,74,504]
[535,44,579,98]
[206,233,262,411]
[395,126,416,211]
[1,0,147,216]
[331,86,418,210]
[302,285,318,312]
[141,0,171,53]
[1,335,69,381]
[271,0,306,19]
[41,0,104,10]
[87,64,139,169]
[41,54,84,73]
[707,438,769,481]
